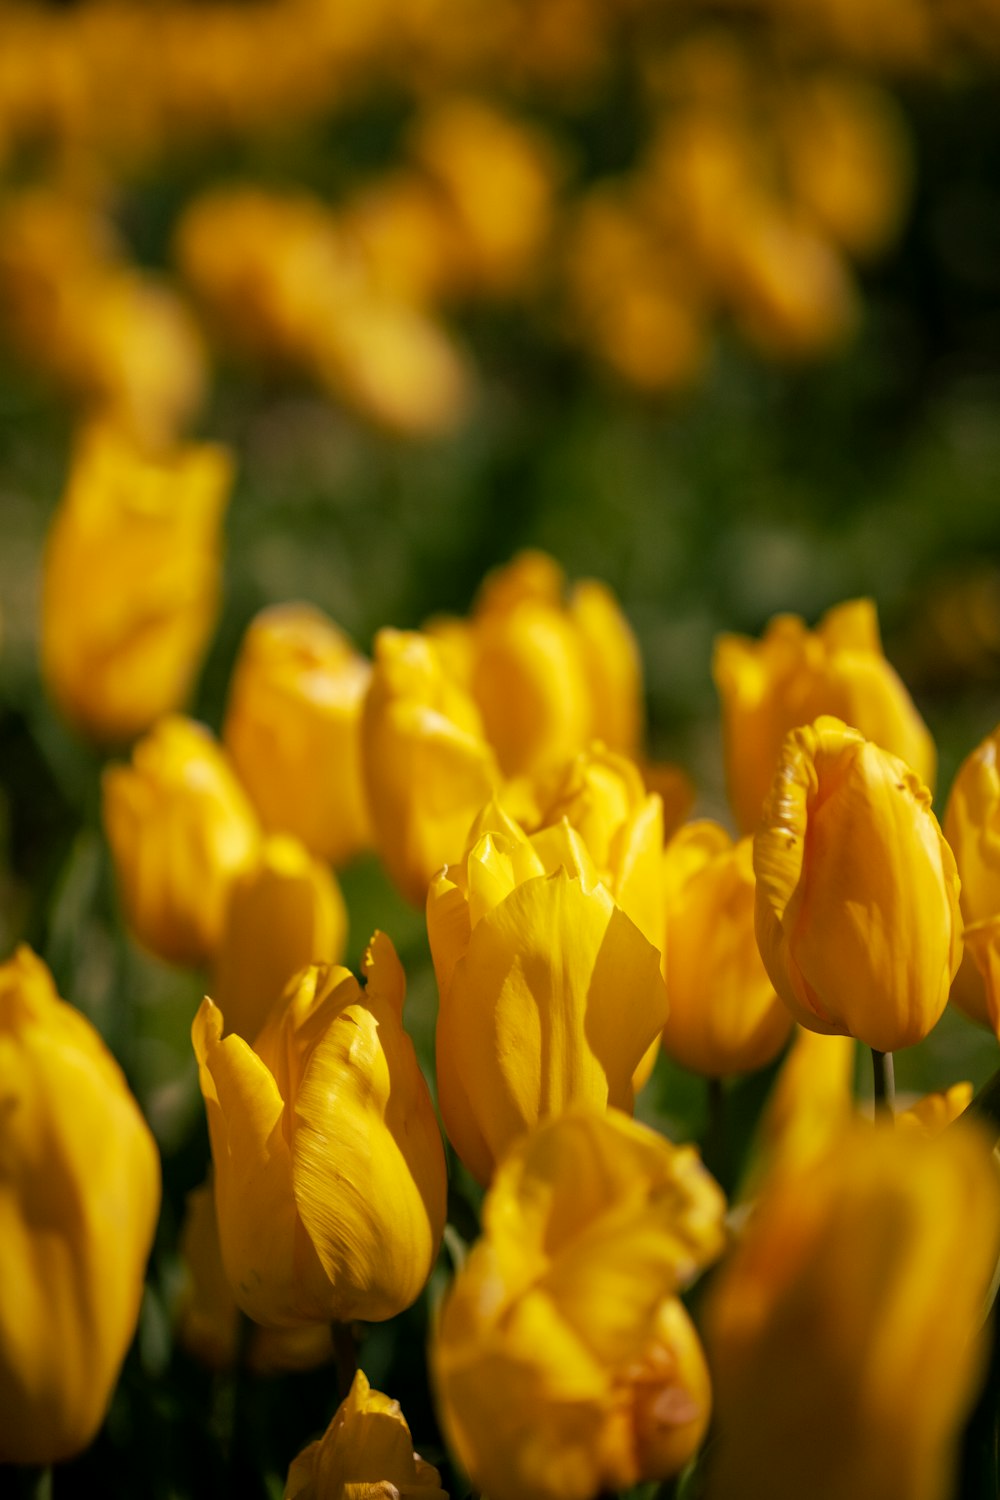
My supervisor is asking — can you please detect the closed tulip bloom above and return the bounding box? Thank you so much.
[0,947,160,1463]
[211,835,347,1044]
[42,423,232,744]
[661,821,793,1077]
[193,933,447,1327]
[705,1121,1000,1500]
[743,1026,856,1194]
[431,1109,726,1500]
[104,716,260,967]
[428,800,668,1184]
[754,717,962,1052]
[961,917,1000,1037]
[944,726,1000,1027]
[285,1369,447,1500]
[362,629,499,905]
[224,604,371,868]
[714,599,936,833]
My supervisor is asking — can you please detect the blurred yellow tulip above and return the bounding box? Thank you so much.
[176,1181,334,1376]
[362,628,499,905]
[705,1120,1000,1500]
[897,1082,974,1136]
[714,598,936,833]
[661,821,793,1077]
[944,725,1000,1028]
[427,798,668,1184]
[42,424,232,745]
[224,604,371,867]
[193,933,446,1327]
[211,834,347,1044]
[754,717,961,1052]
[0,947,160,1463]
[431,1109,726,1500]
[743,1026,856,1194]
[285,1368,447,1500]
[103,716,259,967]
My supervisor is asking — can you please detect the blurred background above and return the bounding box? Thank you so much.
[2,0,1000,1493]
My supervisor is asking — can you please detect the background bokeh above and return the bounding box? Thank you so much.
[2,0,1000,1494]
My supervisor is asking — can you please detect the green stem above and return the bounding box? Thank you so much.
[703,1076,726,1182]
[3,1469,52,1500]
[871,1048,895,1119]
[332,1321,358,1401]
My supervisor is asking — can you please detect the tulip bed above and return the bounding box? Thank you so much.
[4,6,1000,1500]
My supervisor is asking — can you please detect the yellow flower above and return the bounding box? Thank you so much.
[661,821,793,1077]
[944,725,1000,1028]
[0,947,160,1463]
[427,799,668,1184]
[753,717,961,1052]
[431,1109,726,1500]
[361,629,499,905]
[42,424,232,745]
[211,835,348,1044]
[897,1082,974,1136]
[176,1181,334,1376]
[743,1026,856,1194]
[714,599,936,833]
[103,716,259,967]
[467,550,644,777]
[285,1369,447,1500]
[224,604,371,868]
[192,933,447,1327]
[704,1121,1000,1500]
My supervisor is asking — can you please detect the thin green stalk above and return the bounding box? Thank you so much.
[871,1048,895,1119]
[332,1320,358,1401]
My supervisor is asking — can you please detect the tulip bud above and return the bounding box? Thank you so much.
[193,933,447,1326]
[42,423,232,745]
[714,599,936,833]
[661,821,793,1077]
[428,799,669,1184]
[944,725,1000,1028]
[176,1181,334,1376]
[753,717,962,1052]
[285,1369,447,1500]
[223,604,371,868]
[211,835,347,1044]
[705,1121,1000,1500]
[103,716,260,967]
[744,1026,856,1194]
[0,947,161,1463]
[431,1109,726,1500]
[362,629,499,905]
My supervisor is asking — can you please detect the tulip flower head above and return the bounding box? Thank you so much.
[428,798,669,1183]
[0,947,161,1463]
[661,820,793,1077]
[753,717,962,1052]
[714,599,936,832]
[42,423,232,745]
[432,1109,726,1500]
[944,724,1000,1030]
[705,1120,1000,1500]
[285,1369,447,1500]
[224,603,372,867]
[103,716,260,967]
[193,933,447,1327]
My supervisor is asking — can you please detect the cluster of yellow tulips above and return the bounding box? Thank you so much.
[4,411,1000,1500]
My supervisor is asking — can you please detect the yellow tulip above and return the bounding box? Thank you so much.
[42,423,232,744]
[431,1109,726,1500]
[192,933,447,1327]
[285,1368,447,1500]
[223,604,371,868]
[661,821,793,1077]
[961,916,1000,1037]
[103,716,260,967]
[0,947,160,1463]
[714,599,936,833]
[743,1026,856,1194]
[428,799,669,1184]
[897,1082,974,1136]
[176,1181,334,1376]
[211,835,347,1044]
[753,717,961,1052]
[361,628,499,905]
[944,725,1000,1027]
[705,1120,1000,1500]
